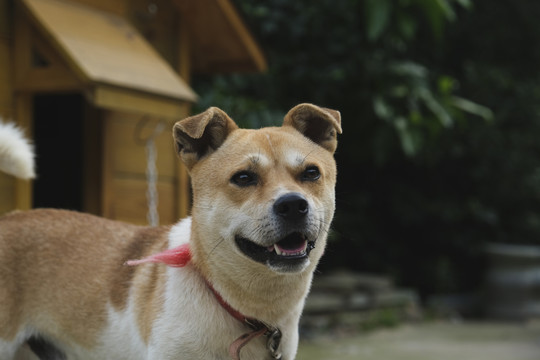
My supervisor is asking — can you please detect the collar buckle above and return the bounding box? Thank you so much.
[266,327,282,359]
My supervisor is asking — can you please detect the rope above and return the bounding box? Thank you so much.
[135,117,167,227]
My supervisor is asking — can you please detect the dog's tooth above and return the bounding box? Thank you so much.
[274,244,283,255]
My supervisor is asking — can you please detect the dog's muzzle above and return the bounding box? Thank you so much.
[235,193,317,272]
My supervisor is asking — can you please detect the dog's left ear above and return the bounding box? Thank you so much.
[283,103,342,153]
[173,107,239,170]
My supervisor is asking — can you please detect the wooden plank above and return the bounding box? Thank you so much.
[101,110,179,224]
[108,177,176,225]
[128,0,178,66]
[106,113,176,178]
[14,25,82,92]
[82,104,102,215]
[0,0,10,38]
[69,0,127,16]
[101,110,114,218]
[90,85,187,119]
[0,39,13,118]
[21,0,197,102]
[13,6,32,96]
[173,0,267,73]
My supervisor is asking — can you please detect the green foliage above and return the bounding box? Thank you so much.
[197,0,485,158]
[365,0,472,42]
[193,0,540,298]
[194,75,284,129]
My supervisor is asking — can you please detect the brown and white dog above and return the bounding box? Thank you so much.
[0,103,341,360]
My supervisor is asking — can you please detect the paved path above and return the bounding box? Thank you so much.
[297,321,540,360]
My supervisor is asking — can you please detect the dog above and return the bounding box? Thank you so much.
[0,103,341,360]
[0,120,35,180]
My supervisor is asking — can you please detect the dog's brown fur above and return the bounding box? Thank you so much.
[0,210,168,347]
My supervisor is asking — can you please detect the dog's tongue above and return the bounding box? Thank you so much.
[273,241,308,256]
[125,243,191,267]
[268,233,308,256]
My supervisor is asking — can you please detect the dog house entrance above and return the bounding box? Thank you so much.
[32,93,85,211]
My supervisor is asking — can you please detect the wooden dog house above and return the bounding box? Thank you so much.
[0,0,266,224]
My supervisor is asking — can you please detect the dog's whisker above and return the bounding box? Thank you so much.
[208,237,226,258]
[300,149,316,165]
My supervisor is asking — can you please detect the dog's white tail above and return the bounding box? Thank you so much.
[0,120,36,179]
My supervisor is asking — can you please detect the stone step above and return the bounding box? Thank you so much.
[302,272,421,331]
[304,288,419,314]
[305,272,419,315]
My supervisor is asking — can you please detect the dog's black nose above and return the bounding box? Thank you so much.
[274,193,309,220]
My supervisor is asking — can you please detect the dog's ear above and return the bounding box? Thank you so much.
[283,103,342,153]
[173,107,239,169]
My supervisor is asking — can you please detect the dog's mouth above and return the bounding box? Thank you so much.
[235,232,315,270]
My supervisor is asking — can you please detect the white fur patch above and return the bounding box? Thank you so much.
[0,328,36,359]
[284,149,306,169]
[0,120,35,179]
[95,304,147,360]
[168,217,192,248]
[57,302,148,360]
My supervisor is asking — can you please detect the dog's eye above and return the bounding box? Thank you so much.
[302,166,321,181]
[231,171,258,187]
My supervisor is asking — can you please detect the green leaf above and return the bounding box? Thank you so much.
[414,0,453,39]
[418,88,453,127]
[365,0,392,42]
[453,0,472,10]
[389,61,428,79]
[397,13,418,41]
[450,96,494,122]
[436,0,456,21]
[438,76,456,95]
[373,96,394,120]
[394,117,418,156]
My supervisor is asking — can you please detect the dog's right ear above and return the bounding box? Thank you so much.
[283,103,342,154]
[173,107,239,170]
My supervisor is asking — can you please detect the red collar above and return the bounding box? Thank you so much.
[126,243,263,326]
[126,243,282,359]
[206,282,282,360]
[205,281,249,324]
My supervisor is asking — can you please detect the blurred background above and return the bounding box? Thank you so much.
[193,2,540,356]
[194,0,540,321]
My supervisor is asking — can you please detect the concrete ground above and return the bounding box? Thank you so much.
[297,321,540,360]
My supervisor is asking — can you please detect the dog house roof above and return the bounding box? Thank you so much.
[18,0,267,117]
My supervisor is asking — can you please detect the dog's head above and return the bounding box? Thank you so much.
[173,104,341,275]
